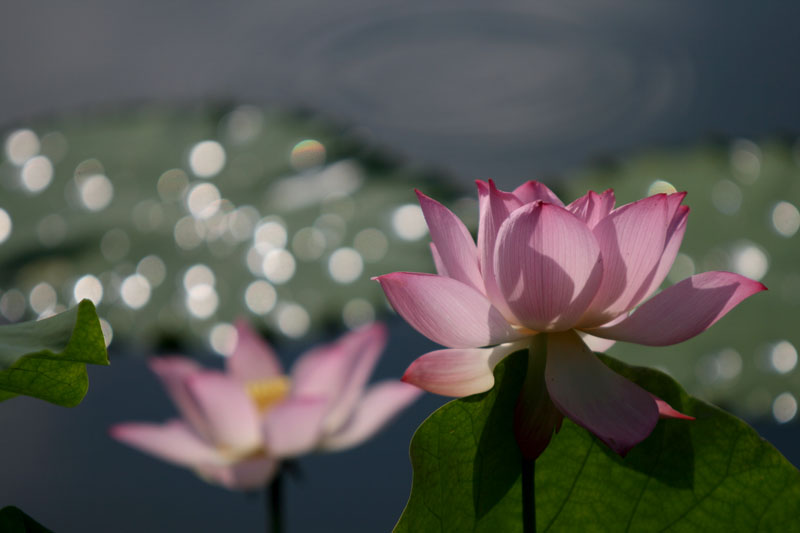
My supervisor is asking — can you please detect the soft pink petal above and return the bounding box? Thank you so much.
[579,332,617,353]
[586,271,766,346]
[416,190,484,293]
[639,197,689,300]
[374,272,522,348]
[195,457,278,491]
[545,330,659,456]
[566,189,616,229]
[430,243,448,277]
[226,320,283,382]
[292,323,388,434]
[580,194,670,327]
[512,181,564,206]
[261,397,330,458]
[319,381,422,451]
[477,179,524,215]
[494,202,603,331]
[476,180,523,322]
[651,394,695,420]
[148,357,211,440]
[185,372,262,450]
[110,419,222,468]
[402,341,528,397]
[291,323,385,399]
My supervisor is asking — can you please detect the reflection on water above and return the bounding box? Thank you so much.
[0,106,461,356]
[291,6,693,147]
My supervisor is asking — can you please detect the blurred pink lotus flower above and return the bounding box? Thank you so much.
[375,181,765,456]
[111,322,420,490]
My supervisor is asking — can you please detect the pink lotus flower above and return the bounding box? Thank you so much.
[110,322,421,490]
[375,181,765,456]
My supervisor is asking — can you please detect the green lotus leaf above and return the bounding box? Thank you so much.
[396,350,800,532]
[0,299,108,406]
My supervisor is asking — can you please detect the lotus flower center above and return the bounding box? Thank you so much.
[246,376,291,413]
[512,324,539,336]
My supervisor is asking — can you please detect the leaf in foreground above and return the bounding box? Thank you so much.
[0,507,53,533]
[0,300,109,407]
[395,351,800,532]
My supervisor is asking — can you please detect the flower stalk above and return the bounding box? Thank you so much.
[513,335,562,460]
[521,457,536,533]
[266,468,284,533]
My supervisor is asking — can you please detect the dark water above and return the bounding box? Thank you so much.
[1,1,799,531]
[1,2,799,184]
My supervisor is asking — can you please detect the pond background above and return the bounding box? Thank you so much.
[1,2,799,531]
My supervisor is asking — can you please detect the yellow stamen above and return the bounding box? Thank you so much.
[512,324,539,336]
[246,376,291,413]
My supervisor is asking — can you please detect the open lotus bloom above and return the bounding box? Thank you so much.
[375,181,765,456]
[110,322,421,490]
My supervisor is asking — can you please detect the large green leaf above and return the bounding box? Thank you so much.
[0,299,109,406]
[395,351,800,532]
[0,507,53,533]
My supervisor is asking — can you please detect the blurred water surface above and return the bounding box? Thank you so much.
[1,2,799,183]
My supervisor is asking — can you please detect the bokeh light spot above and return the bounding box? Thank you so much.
[276,303,310,338]
[80,174,114,211]
[771,201,800,238]
[157,169,190,202]
[73,274,103,305]
[186,182,221,219]
[189,140,226,178]
[245,280,277,315]
[773,392,797,423]
[5,129,40,165]
[711,180,742,215]
[328,247,364,284]
[30,282,57,314]
[770,340,798,374]
[730,241,769,281]
[262,249,296,284]
[290,139,326,170]
[120,274,152,309]
[354,228,389,262]
[210,323,238,356]
[647,180,677,195]
[291,227,326,261]
[392,204,428,240]
[137,255,167,287]
[21,155,53,193]
[0,209,12,244]
[0,290,25,322]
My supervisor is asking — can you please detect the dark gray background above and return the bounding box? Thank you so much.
[1,1,799,531]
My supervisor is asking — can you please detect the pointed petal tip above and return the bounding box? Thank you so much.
[652,395,695,420]
[669,190,688,200]
[108,423,125,439]
[588,271,767,346]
